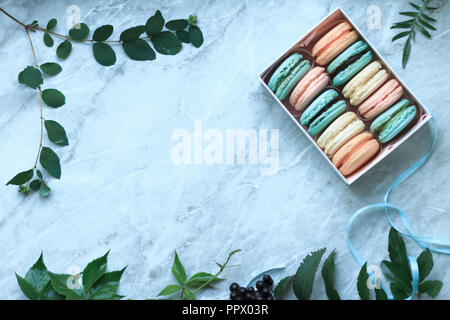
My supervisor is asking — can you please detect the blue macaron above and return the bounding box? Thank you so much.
[268,53,311,100]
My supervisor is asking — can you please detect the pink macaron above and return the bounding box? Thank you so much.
[358,79,404,120]
[289,67,330,111]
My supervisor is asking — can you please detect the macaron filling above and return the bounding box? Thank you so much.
[308,100,347,136]
[331,50,373,86]
[300,89,339,126]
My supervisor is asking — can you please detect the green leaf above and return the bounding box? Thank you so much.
[425,6,438,11]
[292,248,326,300]
[165,19,188,31]
[274,276,292,299]
[381,260,411,291]
[36,169,43,179]
[42,89,65,108]
[419,280,442,298]
[416,23,431,38]
[120,25,146,42]
[421,13,436,22]
[89,267,126,300]
[388,228,410,278]
[29,179,41,190]
[93,25,113,42]
[187,15,197,26]
[43,32,54,47]
[418,17,436,30]
[171,251,187,286]
[375,288,388,300]
[39,179,51,197]
[16,274,39,300]
[176,30,190,43]
[409,2,421,10]
[157,284,182,297]
[183,288,196,300]
[390,21,414,29]
[321,250,340,300]
[44,120,69,146]
[188,25,203,48]
[69,23,90,40]
[40,62,62,76]
[390,281,409,300]
[417,249,433,282]
[46,18,57,30]
[151,31,182,55]
[40,146,61,179]
[399,11,419,17]
[122,38,156,61]
[56,40,72,59]
[6,169,34,185]
[403,37,411,69]
[186,272,223,288]
[357,262,370,300]
[82,251,109,294]
[392,31,411,42]
[48,272,84,299]
[145,10,164,36]
[18,66,43,89]
[93,42,116,66]
[23,253,51,298]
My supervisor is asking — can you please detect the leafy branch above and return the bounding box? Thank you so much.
[391,0,438,68]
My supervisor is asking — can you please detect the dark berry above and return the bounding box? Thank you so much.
[246,286,255,293]
[245,292,253,300]
[266,295,274,300]
[256,281,266,290]
[238,287,247,296]
[263,275,273,285]
[230,283,239,292]
[254,291,262,298]
[255,295,264,300]
[230,292,239,300]
[261,287,270,298]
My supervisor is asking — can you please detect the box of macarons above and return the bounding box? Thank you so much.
[259,8,432,184]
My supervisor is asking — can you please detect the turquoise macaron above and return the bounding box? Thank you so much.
[308,100,347,136]
[370,98,417,143]
[268,53,311,100]
[327,41,373,86]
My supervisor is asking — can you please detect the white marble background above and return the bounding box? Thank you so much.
[0,0,449,299]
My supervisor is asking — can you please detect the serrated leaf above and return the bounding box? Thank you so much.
[43,32,54,47]
[89,267,126,300]
[40,146,61,179]
[44,120,69,146]
[188,25,203,48]
[151,31,182,55]
[157,284,182,297]
[120,25,146,42]
[40,62,62,76]
[392,31,411,42]
[46,18,57,30]
[145,10,164,36]
[82,251,109,294]
[18,66,43,89]
[186,272,223,288]
[293,248,326,300]
[122,39,156,61]
[417,249,433,282]
[390,281,409,300]
[165,19,188,31]
[176,30,190,43]
[23,253,51,298]
[183,288,196,300]
[48,272,84,299]
[381,261,411,291]
[16,274,39,300]
[418,17,436,30]
[39,179,51,197]
[399,11,419,17]
[93,25,113,42]
[274,276,292,299]
[321,250,340,300]
[171,251,187,286]
[246,267,285,288]
[388,228,410,278]
[29,179,41,190]
[69,23,90,40]
[419,280,442,298]
[375,288,388,300]
[416,23,431,38]
[357,262,370,300]
[42,89,65,108]
[421,12,436,22]
[93,42,116,66]
[6,169,34,185]
[56,40,72,59]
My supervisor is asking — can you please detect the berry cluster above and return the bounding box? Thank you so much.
[229,275,275,300]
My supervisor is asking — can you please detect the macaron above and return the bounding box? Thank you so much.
[317,112,365,156]
[370,99,417,143]
[332,132,380,176]
[327,41,373,86]
[342,61,389,106]
[312,22,358,66]
[299,89,347,136]
[268,53,311,100]
[358,79,404,120]
[289,67,330,111]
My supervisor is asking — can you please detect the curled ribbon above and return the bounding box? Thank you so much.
[346,117,450,299]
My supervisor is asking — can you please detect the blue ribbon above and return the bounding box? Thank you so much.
[346,117,450,299]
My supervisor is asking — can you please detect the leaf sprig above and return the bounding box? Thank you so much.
[391,0,438,68]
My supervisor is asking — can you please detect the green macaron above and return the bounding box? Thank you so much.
[308,100,347,136]
[370,99,417,143]
[300,89,338,126]
[268,53,311,100]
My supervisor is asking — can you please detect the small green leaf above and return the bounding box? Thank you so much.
[416,23,431,38]
[40,62,62,76]
[157,284,182,297]
[39,180,51,197]
[89,267,126,300]
[16,274,39,300]
[6,169,34,185]
[171,251,187,286]
[418,17,436,30]
[120,25,146,42]
[183,288,196,300]
[321,250,340,300]
[43,32,54,47]
[188,25,203,48]
[48,272,84,299]
[93,25,114,42]
[44,120,69,146]
[36,169,43,179]
[40,146,61,179]
[42,89,65,108]
[165,19,188,31]
[421,12,437,22]
[82,251,109,294]
[151,31,182,55]
[409,2,421,10]
[390,281,409,300]
[56,40,72,59]
[18,66,43,89]
[46,18,57,30]
[357,263,371,300]
[274,276,292,299]
[399,11,418,17]
[29,179,41,190]
[23,253,51,298]
[425,6,438,11]
[381,260,411,291]
[69,23,90,40]
[293,248,326,300]
[392,31,411,42]
[419,280,443,298]
[390,21,414,29]
[122,39,156,61]
[388,228,410,278]
[187,15,197,26]
[145,10,164,36]
[417,249,433,282]
[176,30,190,43]
[402,37,411,69]
[93,42,116,66]
[186,272,223,288]
[375,288,388,300]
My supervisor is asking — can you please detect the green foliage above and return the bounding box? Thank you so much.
[40,147,61,179]
[293,248,326,300]
[93,42,116,66]
[321,250,340,300]
[39,62,62,76]
[18,66,43,89]
[42,88,65,108]
[69,22,90,40]
[44,120,69,146]
[56,40,72,59]
[93,25,113,42]
[123,39,155,61]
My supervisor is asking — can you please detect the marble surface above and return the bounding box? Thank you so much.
[0,0,449,300]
